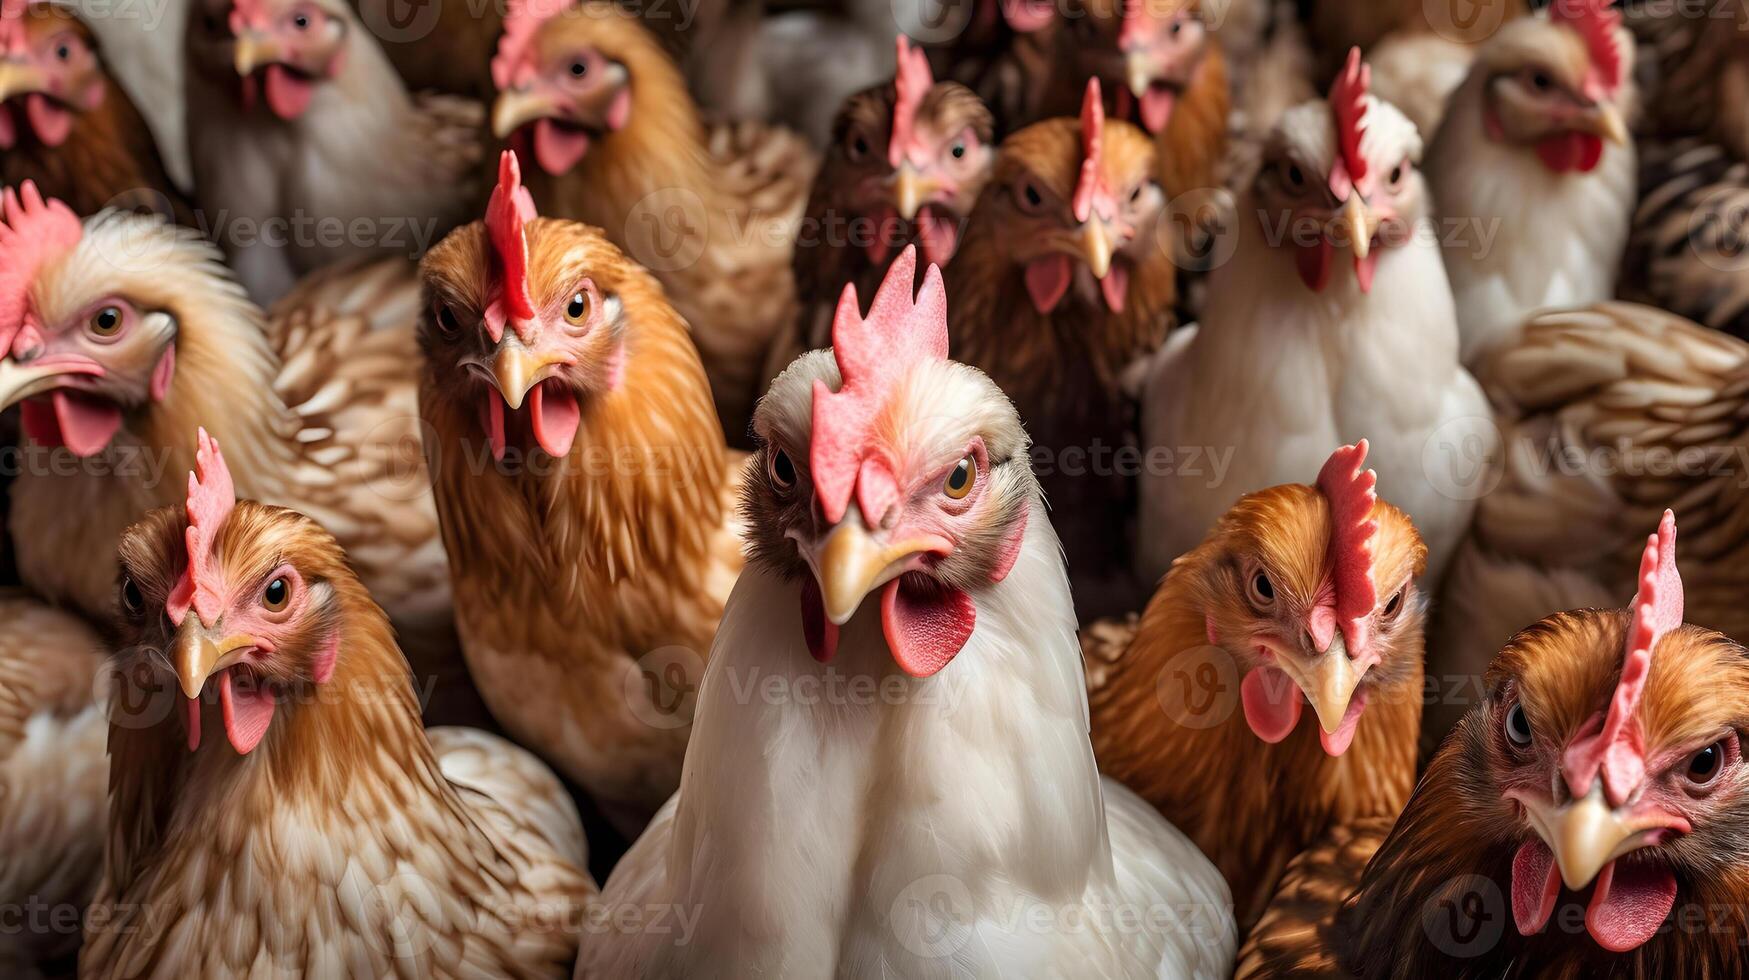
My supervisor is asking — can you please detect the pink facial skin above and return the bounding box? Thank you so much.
[228,0,346,120]
[498,43,632,177]
[8,296,177,457]
[0,13,105,150]
[1113,5,1207,135]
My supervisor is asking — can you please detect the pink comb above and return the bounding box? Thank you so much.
[1563,510,1681,805]
[0,182,83,359]
[484,150,538,342]
[811,246,948,526]
[1328,47,1373,200]
[492,0,570,90]
[1118,0,1147,49]
[889,35,934,169]
[1072,78,1115,223]
[0,0,26,56]
[1549,0,1623,99]
[1316,440,1379,665]
[165,428,237,628]
[228,0,270,31]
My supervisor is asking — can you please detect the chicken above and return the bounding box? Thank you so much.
[0,182,472,725]
[0,595,108,974]
[1138,50,1493,593]
[1337,512,1749,976]
[791,34,994,352]
[1428,302,1749,741]
[579,246,1236,978]
[1038,0,1230,204]
[1627,0,1749,158]
[183,0,482,303]
[0,0,188,221]
[949,79,1172,618]
[83,432,595,978]
[62,0,192,189]
[1087,441,1428,928]
[488,0,816,437]
[922,0,1058,135]
[344,0,501,99]
[417,152,744,835]
[1621,137,1749,339]
[1425,0,1636,362]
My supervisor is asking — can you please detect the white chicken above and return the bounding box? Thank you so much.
[1137,49,1493,590]
[579,248,1237,979]
[1424,0,1636,362]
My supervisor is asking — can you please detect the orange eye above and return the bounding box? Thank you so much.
[944,455,975,499]
[262,576,291,612]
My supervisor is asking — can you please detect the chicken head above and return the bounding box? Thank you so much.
[489,0,634,177]
[189,0,348,120]
[0,0,103,149]
[1475,0,1631,174]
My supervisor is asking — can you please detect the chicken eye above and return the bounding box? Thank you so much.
[1687,740,1728,785]
[1015,178,1046,213]
[565,291,589,323]
[434,303,461,336]
[1530,70,1552,91]
[950,140,966,160]
[570,60,587,77]
[768,448,797,492]
[55,42,72,60]
[944,455,976,499]
[262,576,291,612]
[1504,702,1533,748]
[1247,571,1274,607]
[847,133,870,161]
[1383,589,1404,618]
[120,576,144,617]
[1283,161,1305,189]
[1389,163,1405,185]
[90,306,123,337]
[292,12,309,28]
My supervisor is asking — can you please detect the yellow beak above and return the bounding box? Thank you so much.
[810,508,944,625]
[1082,219,1114,279]
[0,359,77,412]
[1273,632,1365,735]
[1519,785,1666,891]
[0,60,48,101]
[893,165,936,222]
[1340,196,1375,261]
[1590,103,1630,147]
[233,34,278,78]
[492,88,558,139]
[1124,50,1153,99]
[171,625,255,700]
[486,338,569,411]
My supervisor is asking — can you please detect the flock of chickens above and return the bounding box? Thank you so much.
[2,0,1749,976]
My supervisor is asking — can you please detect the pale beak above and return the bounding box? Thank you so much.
[171,623,255,700]
[1517,784,1682,890]
[1274,631,1364,734]
[893,164,935,222]
[486,337,565,411]
[0,60,48,101]
[1081,219,1114,279]
[1588,103,1630,147]
[233,33,278,78]
[807,507,947,625]
[1340,196,1374,261]
[0,359,76,412]
[492,88,560,139]
[1124,50,1153,99]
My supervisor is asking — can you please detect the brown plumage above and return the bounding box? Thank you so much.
[926,0,1058,134]
[0,594,107,973]
[0,3,189,221]
[85,487,593,978]
[1627,0,1749,157]
[1621,138,1749,339]
[1340,611,1749,978]
[1087,469,1427,928]
[1309,0,1532,67]
[1233,816,1393,979]
[948,105,1173,617]
[418,193,744,835]
[344,0,501,99]
[489,1,816,439]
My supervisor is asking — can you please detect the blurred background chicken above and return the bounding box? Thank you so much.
[582,247,1237,977]
[948,79,1172,618]
[791,35,994,352]
[0,595,107,974]
[183,0,481,302]
[84,434,594,978]
[418,154,744,837]
[1621,138,1749,338]
[488,0,815,437]
[1138,51,1492,592]
[1425,0,1636,363]
[0,183,472,725]
[1430,303,1749,741]
[1334,513,1749,976]
[1087,442,1427,929]
[0,0,188,220]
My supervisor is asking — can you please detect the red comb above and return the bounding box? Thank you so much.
[1118,0,1147,49]
[229,0,269,31]
[165,428,237,628]
[1316,440,1379,664]
[1563,510,1681,805]
[1328,47,1373,200]
[889,35,934,169]
[1548,0,1623,99]
[1072,78,1115,223]
[811,246,948,526]
[0,182,83,359]
[485,150,538,341]
[492,0,569,90]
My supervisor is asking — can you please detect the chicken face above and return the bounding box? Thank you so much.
[744,247,1035,677]
[490,1,635,177]
[1062,0,1210,135]
[0,2,104,149]
[823,36,993,267]
[1476,1,1631,174]
[113,432,345,756]
[0,184,190,457]
[420,152,626,462]
[984,80,1162,315]
[1256,49,1424,294]
[1189,442,1427,756]
[188,0,347,119]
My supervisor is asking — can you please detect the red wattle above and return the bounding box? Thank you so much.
[879,577,975,678]
[24,94,71,146]
[1100,262,1130,313]
[219,668,276,755]
[532,118,591,175]
[1295,239,1333,292]
[1586,859,1677,952]
[20,390,123,457]
[1240,666,1301,742]
[1512,839,1561,936]
[1536,132,1604,174]
[529,378,580,458]
[1139,87,1176,134]
[263,65,315,120]
[0,102,15,149]
[916,208,961,267]
[1354,250,1380,294]
[1317,687,1368,756]
[801,577,838,663]
[1024,254,1073,313]
[483,391,508,461]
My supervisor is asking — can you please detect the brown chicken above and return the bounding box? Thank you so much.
[0,594,107,973]
[792,34,994,352]
[0,182,473,724]
[1430,303,1749,741]
[0,0,188,220]
[926,0,1058,134]
[948,79,1172,617]
[418,153,744,835]
[84,433,594,978]
[1087,442,1428,928]
[1326,512,1749,977]
[1037,0,1229,203]
[1621,137,1749,339]
[1628,0,1749,159]
[488,0,816,437]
